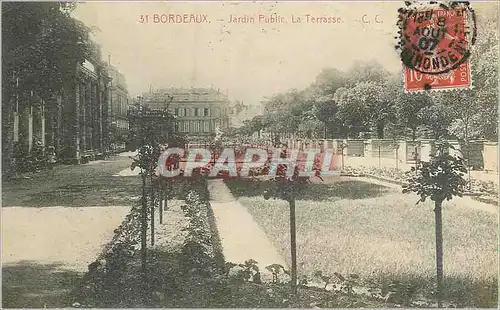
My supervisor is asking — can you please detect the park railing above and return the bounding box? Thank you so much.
[286,138,497,173]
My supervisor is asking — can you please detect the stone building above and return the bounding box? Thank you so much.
[11,59,111,165]
[140,87,231,139]
[106,62,130,150]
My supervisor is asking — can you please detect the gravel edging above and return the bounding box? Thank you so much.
[198,179,226,270]
[206,200,226,269]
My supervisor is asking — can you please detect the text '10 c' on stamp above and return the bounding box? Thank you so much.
[396,1,477,92]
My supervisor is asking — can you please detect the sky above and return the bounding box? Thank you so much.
[72,1,497,105]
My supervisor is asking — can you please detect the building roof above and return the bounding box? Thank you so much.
[142,87,229,103]
[105,63,128,90]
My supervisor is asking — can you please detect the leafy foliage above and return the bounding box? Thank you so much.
[262,148,323,202]
[236,44,498,142]
[403,141,468,203]
[2,2,99,101]
[2,2,101,179]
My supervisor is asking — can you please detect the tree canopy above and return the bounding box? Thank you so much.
[2,2,100,103]
[237,41,498,142]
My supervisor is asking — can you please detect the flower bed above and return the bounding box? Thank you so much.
[73,177,226,307]
[74,204,143,307]
[178,180,225,274]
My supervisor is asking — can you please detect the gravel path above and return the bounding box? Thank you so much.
[2,206,129,272]
[2,155,135,307]
[207,179,287,281]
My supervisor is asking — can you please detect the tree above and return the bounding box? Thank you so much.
[249,115,265,137]
[261,147,323,296]
[345,60,389,86]
[315,101,338,138]
[367,77,398,139]
[2,2,99,180]
[403,141,467,307]
[419,102,453,140]
[130,144,159,301]
[128,100,178,299]
[394,91,432,140]
[312,67,347,95]
[465,5,499,141]
[334,83,371,138]
[260,111,297,146]
[297,106,324,139]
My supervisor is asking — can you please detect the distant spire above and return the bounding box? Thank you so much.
[108,54,111,65]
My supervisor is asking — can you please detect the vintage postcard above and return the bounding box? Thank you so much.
[2,0,499,308]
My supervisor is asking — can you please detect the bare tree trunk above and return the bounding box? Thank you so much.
[159,186,164,224]
[141,172,148,281]
[289,198,298,295]
[434,200,444,308]
[150,176,155,246]
[377,122,384,139]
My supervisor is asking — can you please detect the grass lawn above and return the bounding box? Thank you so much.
[224,177,498,307]
[2,155,141,207]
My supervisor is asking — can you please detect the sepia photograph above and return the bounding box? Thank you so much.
[2,0,499,308]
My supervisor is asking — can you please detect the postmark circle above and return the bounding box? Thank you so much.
[397,2,476,75]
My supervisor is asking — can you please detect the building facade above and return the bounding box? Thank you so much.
[140,87,231,139]
[106,63,130,150]
[11,59,111,165]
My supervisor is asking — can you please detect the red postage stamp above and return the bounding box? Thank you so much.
[397,3,476,91]
[404,61,471,91]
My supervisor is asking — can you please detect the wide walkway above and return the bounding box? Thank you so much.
[207,179,287,281]
[2,154,135,308]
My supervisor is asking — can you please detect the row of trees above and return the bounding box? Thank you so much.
[235,14,497,143]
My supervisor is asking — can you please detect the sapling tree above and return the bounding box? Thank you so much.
[130,144,158,298]
[402,140,467,307]
[262,145,322,295]
[128,101,176,300]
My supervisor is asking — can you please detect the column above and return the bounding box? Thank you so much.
[420,140,432,162]
[101,79,110,152]
[92,82,98,150]
[18,100,30,152]
[342,139,348,157]
[79,81,87,151]
[74,83,81,162]
[28,105,33,152]
[398,140,407,164]
[44,96,56,148]
[13,99,19,143]
[364,140,372,158]
[86,81,93,151]
[33,99,46,147]
[32,100,42,146]
[62,81,80,163]
[54,95,63,155]
[41,103,45,147]
[97,81,103,150]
